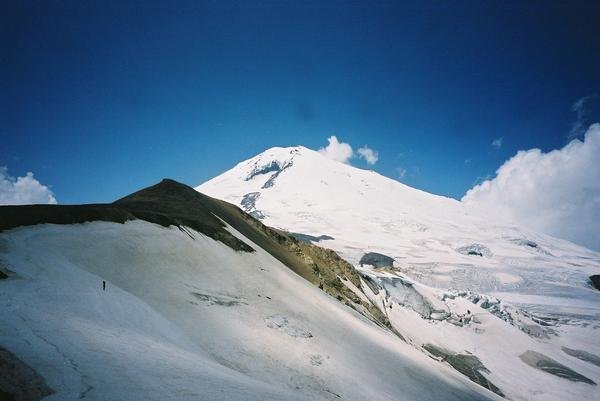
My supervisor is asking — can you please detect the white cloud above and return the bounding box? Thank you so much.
[318,136,379,166]
[396,167,407,179]
[491,137,503,149]
[462,123,600,251]
[318,136,354,164]
[0,167,57,205]
[570,94,599,138]
[357,146,379,165]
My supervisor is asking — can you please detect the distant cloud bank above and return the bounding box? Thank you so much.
[0,167,57,205]
[318,136,379,165]
[463,123,600,251]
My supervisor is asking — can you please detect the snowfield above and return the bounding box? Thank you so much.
[198,146,600,400]
[0,220,497,401]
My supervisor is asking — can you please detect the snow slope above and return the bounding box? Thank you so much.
[0,220,496,401]
[198,146,600,400]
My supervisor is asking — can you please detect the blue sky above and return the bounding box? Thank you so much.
[2,0,599,204]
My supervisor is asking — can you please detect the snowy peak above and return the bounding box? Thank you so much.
[197,145,600,401]
[204,145,335,190]
[197,145,465,232]
[197,146,597,261]
[214,144,442,197]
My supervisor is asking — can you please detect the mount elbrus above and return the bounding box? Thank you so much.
[0,147,599,401]
[198,146,600,401]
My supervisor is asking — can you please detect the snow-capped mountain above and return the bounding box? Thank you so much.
[198,146,600,401]
[1,150,598,401]
[0,180,497,401]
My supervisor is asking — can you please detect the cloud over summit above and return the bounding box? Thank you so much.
[318,136,379,165]
[318,136,354,164]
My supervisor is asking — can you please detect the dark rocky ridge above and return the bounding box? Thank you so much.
[0,179,253,252]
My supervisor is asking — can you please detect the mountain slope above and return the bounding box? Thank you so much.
[198,146,600,401]
[0,179,497,401]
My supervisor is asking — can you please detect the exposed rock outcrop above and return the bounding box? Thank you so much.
[0,346,54,401]
[289,233,334,244]
[359,252,394,268]
[423,344,504,397]
[456,244,491,257]
[519,350,595,385]
[589,275,600,291]
[562,347,600,367]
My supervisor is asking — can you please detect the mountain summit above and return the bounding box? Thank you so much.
[198,145,598,264]
[199,145,463,228]
[198,146,600,401]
